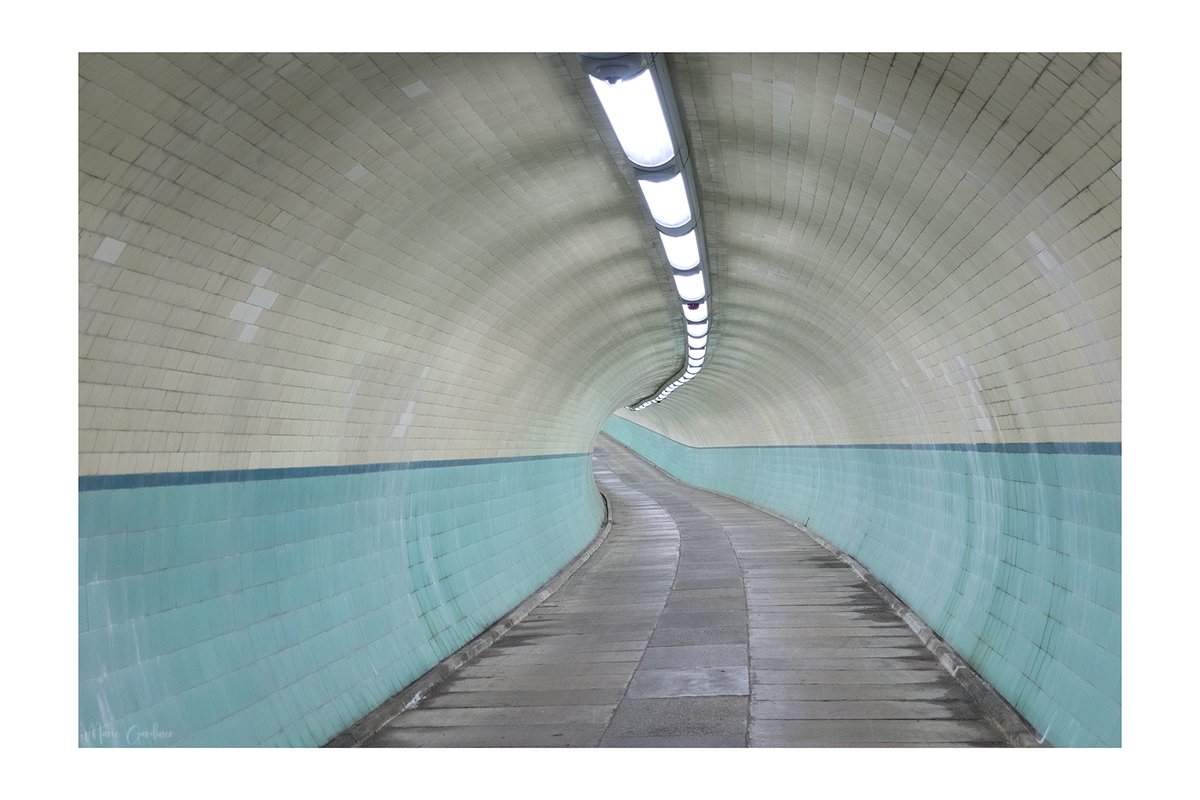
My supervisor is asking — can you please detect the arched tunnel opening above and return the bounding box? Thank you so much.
[77,52,1120,750]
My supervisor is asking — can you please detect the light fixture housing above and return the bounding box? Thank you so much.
[583,53,714,412]
[682,301,708,323]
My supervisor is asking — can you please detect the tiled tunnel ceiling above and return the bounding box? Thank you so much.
[78,52,1120,475]
[641,53,1120,446]
[79,53,678,473]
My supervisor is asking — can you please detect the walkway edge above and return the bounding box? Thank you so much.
[599,433,1046,748]
[797,526,1047,748]
[325,490,614,747]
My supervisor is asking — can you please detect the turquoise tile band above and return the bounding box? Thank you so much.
[78,453,602,747]
[603,415,1121,747]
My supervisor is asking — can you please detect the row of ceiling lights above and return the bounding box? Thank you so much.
[580,53,711,411]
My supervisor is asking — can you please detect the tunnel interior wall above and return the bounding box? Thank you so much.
[78,53,1120,748]
[603,415,1120,747]
[79,454,601,747]
[76,53,671,747]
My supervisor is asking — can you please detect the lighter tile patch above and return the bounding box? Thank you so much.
[229,301,262,325]
[247,286,279,309]
[238,324,258,343]
[402,80,430,98]
[251,267,273,287]
[1037,251,1061,273]
[93,237,126,264]
[392,400,418,438]
[344,163,368,182]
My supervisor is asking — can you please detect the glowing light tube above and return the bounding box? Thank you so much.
[660,229,700,269]
[672,271,705,302]
[638,172,692,228]
[589,70,675,169]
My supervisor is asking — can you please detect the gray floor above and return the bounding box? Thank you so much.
[362,435,1008,747]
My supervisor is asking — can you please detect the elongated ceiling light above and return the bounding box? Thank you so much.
[581,53,713,412]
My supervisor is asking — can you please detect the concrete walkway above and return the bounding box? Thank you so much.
[361,435,1009,747]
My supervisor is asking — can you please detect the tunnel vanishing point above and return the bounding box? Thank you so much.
[79,53,1120,748]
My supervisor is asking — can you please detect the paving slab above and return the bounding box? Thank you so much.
[750,699,981,720]
[649,625,749,646]
[627,667,750,698]
[748,718,1006,746]
[602,697,749,741]
[640,644,748,669]
[364,724,607,747]
[420,688,628,708]
[753,682,970,702]
[600,735,746,747]
[752,668,948,685]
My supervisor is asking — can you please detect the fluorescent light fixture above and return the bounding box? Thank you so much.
[637,173,692,229]
[586,56,715,413]
[672,271,705,302]
[682,301,708,322]
[659,229,700,269]
[589,71,675,169]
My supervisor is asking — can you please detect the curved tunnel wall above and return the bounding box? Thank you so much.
[79,52,1120,747]
[607,53,1121,747]
[603,417,1118,747]
[77,53,667,746]
[79,457,601,746]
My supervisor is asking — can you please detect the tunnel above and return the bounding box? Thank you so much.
[78,52,1120,748]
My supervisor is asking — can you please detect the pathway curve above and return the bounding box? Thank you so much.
[361,435,1008,747]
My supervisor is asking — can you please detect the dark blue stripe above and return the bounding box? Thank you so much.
[700,442,1122,455]
[608,421,1120,456]
[79,452,590,492]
